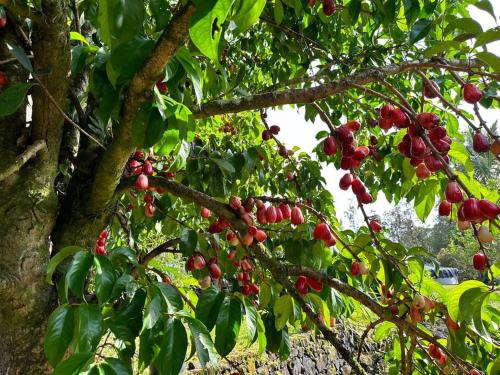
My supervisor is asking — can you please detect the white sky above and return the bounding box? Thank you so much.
[269,4,499,228]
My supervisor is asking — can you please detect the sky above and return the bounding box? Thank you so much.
[268,4,499,229]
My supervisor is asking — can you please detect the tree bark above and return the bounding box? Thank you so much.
[0,1,70,372]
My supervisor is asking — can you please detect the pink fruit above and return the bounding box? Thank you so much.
[351,178,366,196]
[295,276,308,295]
[472,252,487,271]
[306,277,323,292]
[345,120,361,132]
[209,263,222,279]
[201,207,211,219]
[463,83,483,104]
[359,192,373,204]
[478,199,500,219]
[254,230,267,243]
[337,126,354,144]
[313,223,333,241]
[462,198,482,222]
[410,136,426,158]
[279,203,292,220]
[135,174,149,191]
[477,226,493,243]
[142,160,154,175]
[290,207,304,225]
[229,196,242,210]
[391,108,409,128]
[339,173,353,190]
[438,200,452,216]
[323,136,337,156]
[416,163,431,179]
[257,206,267,224]
[444,181,463,203]
[322,0,336,16]
[193,255,206,270]
[369,220,382,233]
[457,220,471,231]
[226,232,239,246]
[266,205,277,223]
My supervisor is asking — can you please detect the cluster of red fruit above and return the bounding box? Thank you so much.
[338,172,373,204]
[219,122,237,135]
[307,0,336,16]
[95,230,108,255]
[261,125,280,141]
[427,343,447,367]
[185,253,222,287]
[294,275,323,295]
[237,267,260,297]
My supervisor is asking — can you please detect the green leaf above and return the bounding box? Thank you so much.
[273,294,293,331]
[409,19,432,43]
[94,254,116,305]
[77,304,103,352]
[131,104,166,148]
[373,321,396,341]
[154,318,187,375]
[103,358,133,375]
[242,297,258,345]
[98,0,145,47]
[211,158,236,176]
[215,296,242,356]
[348,0,362,22]
[52,352,93,375]
[274,0,284,24]
[65,251,93,300]
[174,47,204,104]
[179,228,198,256]
[231,0,266,34]
[475,51,500,72]
[447,280,488,321]
[475,29,500,47]
[70,31,90,45]
[44,304,76,366]
[445,18,483,36]
[195,286,225,331]
[423,41,462,57]
[168,140,190,172]
[6,42,33,72]
[415,189,435,221]
[473,1,496,20]
[189,0,233,62]
[155,282,184,313]
[46,246,85,284]
[403,0,420,25]
[0,83,36,117]
[142,295,163,332]
[184,316,218,366]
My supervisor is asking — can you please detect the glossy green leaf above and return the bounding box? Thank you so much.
[0,83,36,117]
[52,352,93,375]
[156,282,184,313]
[77,304,103,353]
[154,318,187,375]
[231,0,266,34]
[46,246,85,285]
[215,296,242,356]
[179,228,198,256]
[195,286,225,331]
[44,304,76,366]
[409,19,432,43]
[6,42,33,72]
[184,316,218,366]
[65,251,93,300]
[142,295,163,332]
[94,254,116,305]
[273,294,293,331]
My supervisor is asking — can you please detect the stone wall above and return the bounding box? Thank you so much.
[186,323,385,374]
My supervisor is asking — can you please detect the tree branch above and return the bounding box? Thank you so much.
[87,4,196,213]
[0,0,41,22]
[192,59,484,118]
[139,238,181,266]
[0,140,46,181]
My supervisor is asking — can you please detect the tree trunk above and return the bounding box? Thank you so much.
[0,2,70,371]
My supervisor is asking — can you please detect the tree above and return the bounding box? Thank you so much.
[0,1,498,374]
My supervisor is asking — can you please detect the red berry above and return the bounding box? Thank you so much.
[350,262,362,276]
[472,133,490,153]
[339,173,353,190]
[156,80,168,94]
[353,146,369,161]
[144,192,154,204]
[380,104,394,119]
[323,136,337,156]
[359,192,373,204]
[266,205,277,223]
[279,203,292,220]
[398,139,411,157]
[186,257,195,271]
[227,250,237,260]
[142,160,153,175]
[463,83,483,104]
[438,200,452,216]
[290,207,304,225]
[424,155,443,172]
[369,219,382,233]
[133,150,145,159]
[322,0,336,15]
[295,276,308,295]
[0,71,8,89]
[351,178,366,196]
[247,225,258,236]
[241,258,253,272]
[135,174,149,191]
[370,135,378,145]
[478,199,500,220]
[337,126,354,144]
[193,255,206,270]
[254,229,267,243]
[162,275,171,284]
[416,112,440,129]
[313,223,333,241]
[324,236,337,247]
[410,136,426,158]
[145,203,155,218]
[249,284,259,295]
[378,117,393,131]
[470,370,481,375]
[340,156,352,170]
[345,120,361,132]
[306,277,322,292]
[390,108,409,128]
[201,207,211,219]
[270,125,280,135]
[242,284,251,295]
[226,232,239,246]
[241,232,253,247]
[416,163,431,180]
[461,198,482,222]
[423,80,440,99]
[444,181,463,203]
[275,207,283,223]
[209,263,222,279]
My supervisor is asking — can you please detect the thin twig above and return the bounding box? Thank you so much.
[0,140,46,181]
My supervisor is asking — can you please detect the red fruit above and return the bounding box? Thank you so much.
[193,255,206,270]
[144,192,154,204]
[438,353,446,366]
[424,155,443,172]
[324,236,337,247]
[241,258,253,272]
[186,257,195,271]
[278,146,288,157]
[492,139,500,156]
[478,199,500,219]
[369,219,382,233]
[463,83,483,104]
[226,232,239,246]
[254,230,267,243]
[390,306,399,315]
[249,284,259,295]
[416,163,431,180]
[227,250,237,260]
[279,203,292,220]
[135,174,149,191]
[409,306,423,323]
[410,136,426,158]
[256,206,267,224]
[201,207,211,219]
[242,285,251,295]
[429,126,447,140]
[209,263,222,279]
[0,9,7,29]
[350,158,361,169]
[444,181,463,203]
[0,71,8,89]
[390,108,409,128]
[398,140,411,157]
[340,156,352,170]
[433,139,451,153]
[353,146,369,161]
[229,196,242,210]
[345,120,361,132]
[142,160,153,175]
[337,126,354,144]
[470,370,481,375]
[378,117,393,131]
[162,275,171,284]
[351,178,366,196]
[417,112,440,129]
[247,225,258,237]
[380,104,394,119]
[295,276,308,295]
[95,245,107,255]
[269,125,280,134]
[339,173,353,190]
[290,207,304,225]
[99,230,108,240]
[266,205,277,223]
[438,200,452,216]
[262,130,272,141]
[286,172,294,181]
[244,198,255,213]
[472,133,490,153]
[133,150,145,159]
[313,223,333,241]
[306,277,323,292]
[462,198,482,222]
[370,135,378,145]
[127,159,142,171]
[359,192,373,204]
[322,0,336,15]
[423,80,440,99]
[350,262,363,276]
[446,314,460,331]
[275,207,283,223]
[96,238,106,247]
[156,80,168,94]
[323,136,337,156]
[241,232,254,247]
[477,226,493,243]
